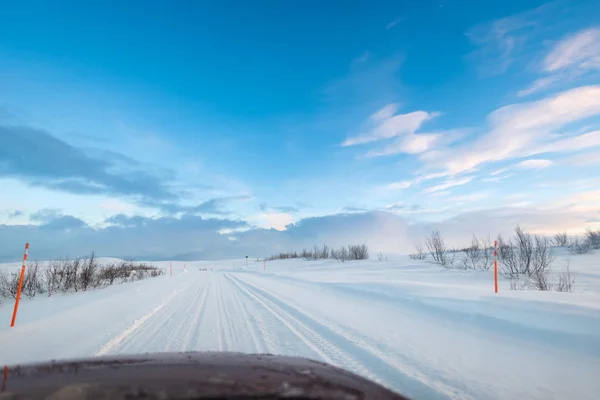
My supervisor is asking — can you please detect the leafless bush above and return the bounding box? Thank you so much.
[479,236,494,271]
[331,246,349,262]
[508,275,533,291]
[531,269,551,291]
[22,261,44,298]
[0,270,20,299]
[78,252,99,291]
[349,244,369,260]
[497,234,511,260]
[500,226,555,278]
[463,236,482,270]
[410,244,427,260]
[0,254,163,302]
[556,261,576,293]
[585,229,600,250]
[376,252,387,262]
[425,231,448,266]
[553,232,568,247]
[568,237,591,255]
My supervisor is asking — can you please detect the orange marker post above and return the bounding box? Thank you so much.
[494,240,498,294]
[2,365,7,392]
[10,243,29,327]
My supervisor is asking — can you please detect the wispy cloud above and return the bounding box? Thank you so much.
[386,17,404,30]
[465,2,556,75]
[515,159,553,169]
[342,104,438,147]
[423,176,474,193]
[422,85,600,175]
[544,27,600,72]
[518,26,600,96]
[482,173,514,182]
[387,180,413,190]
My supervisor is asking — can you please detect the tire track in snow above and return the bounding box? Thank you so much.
[225,273,380,385]
[221,273,267,353]
[94,281,191,356]
[230,273,451,400]
[179,275,211,352]
[164,277,210,351]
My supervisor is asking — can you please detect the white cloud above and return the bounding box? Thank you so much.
[385,171,451,191]
[342,105,438,147]
[516,159,553,169]
[561,150,600,166]
[490,168,509,176]
[386,17,404,30]
[258,212,294,231]
[544,27,600,72]
[387,180,413,190]
[366,133,440,156]
[100,199,136,214]
[533,130,600,154]
[516,75,560,97]
[518,27,600,96]
[424,85,600,175]
[423,176,474,193]
[482,173,514,183]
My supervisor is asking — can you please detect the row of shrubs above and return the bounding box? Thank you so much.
[267,244,369,262]
[410,225,585,292]
[0,252,165,302]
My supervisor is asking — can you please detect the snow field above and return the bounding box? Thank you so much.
[0,252,599,399]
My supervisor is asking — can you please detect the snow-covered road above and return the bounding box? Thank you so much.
[1,260,600,399]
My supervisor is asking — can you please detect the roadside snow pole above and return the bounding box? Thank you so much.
[10,243,29,328]
[264,259,266,271]
[494,240,498,294]
[245,255,248,267]
[2,365,7,392]
[170,261,173,277]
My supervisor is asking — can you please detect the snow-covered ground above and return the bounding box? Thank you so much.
[1,251,599,399]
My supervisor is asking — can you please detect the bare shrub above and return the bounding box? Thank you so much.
[553,232,568,247]
[568,237,591,255]
[410,244,427,260]
[500,226,555,278]
[556,261,576,293]
[426,231,448,266]
[349,244,369,260]
[531,269,551,291]
[79,252,99,291]
[0,270,20,299]
[331,246,349,262]
[497,234,511,260]
[22,261,44,298]
[585,229,600,249]
[479,236,494,271]
[376,252,387,262]
[463,236,482,270]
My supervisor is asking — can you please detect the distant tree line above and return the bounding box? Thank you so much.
[267,244,369,262]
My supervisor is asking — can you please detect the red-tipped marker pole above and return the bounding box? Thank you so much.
[10,243,29,327]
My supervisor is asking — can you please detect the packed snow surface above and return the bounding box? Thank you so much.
[1,252,599,399]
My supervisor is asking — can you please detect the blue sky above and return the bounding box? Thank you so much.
[1,0,600,260]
